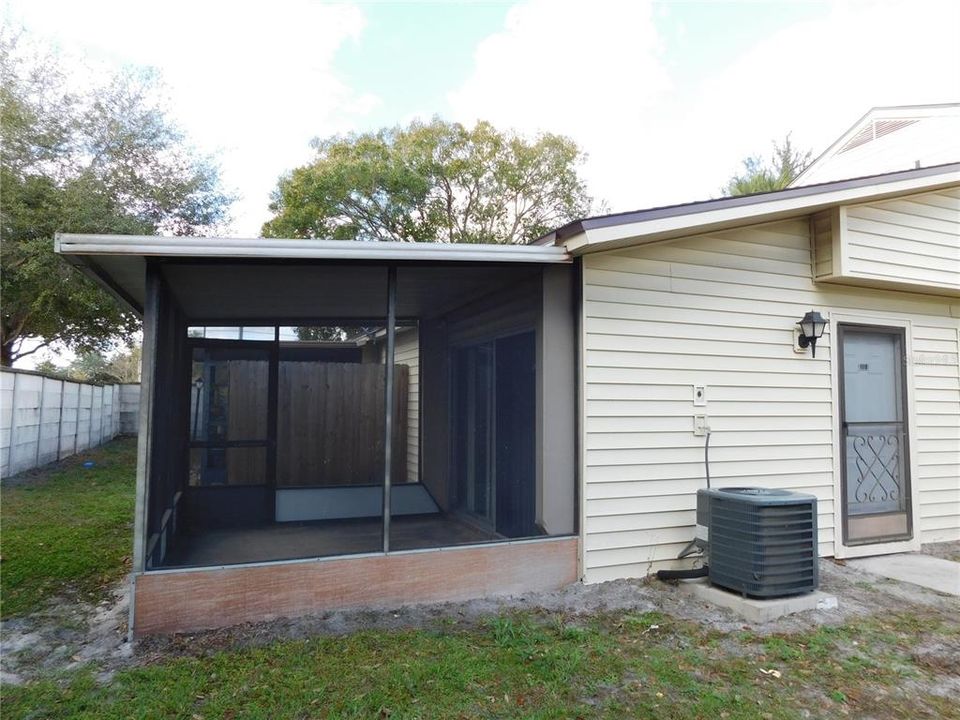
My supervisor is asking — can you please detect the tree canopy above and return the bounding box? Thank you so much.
[36,345,141,384]
[0,34,232,366]
[263,119,594,244]
[722,134,812,197]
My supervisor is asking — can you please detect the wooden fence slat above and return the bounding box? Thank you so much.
[275,362,409,488]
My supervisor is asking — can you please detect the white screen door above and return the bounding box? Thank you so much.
[839,325,912,545]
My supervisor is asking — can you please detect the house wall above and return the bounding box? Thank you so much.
[580,217,960,583]
[847,189,960,291]
[419,317,451,509]
[794,113,960,187]
[539,265,577,535]
[812,188,960,293]
[394,328,420,483]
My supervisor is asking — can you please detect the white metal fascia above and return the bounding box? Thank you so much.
[55,233,572,264]
[566,170,960,255]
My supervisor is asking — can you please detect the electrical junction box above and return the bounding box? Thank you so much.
[693,415,709,436]
[693,384,707,406]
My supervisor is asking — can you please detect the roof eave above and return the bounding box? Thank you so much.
[565,164,960,256]
[56,246,144,317]
[55,234,572,265]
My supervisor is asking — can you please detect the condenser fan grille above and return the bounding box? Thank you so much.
[700,488,819,598]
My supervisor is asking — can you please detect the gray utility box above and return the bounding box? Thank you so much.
[697,487,819,598]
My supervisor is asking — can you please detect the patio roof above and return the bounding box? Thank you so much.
[55,234,571,316]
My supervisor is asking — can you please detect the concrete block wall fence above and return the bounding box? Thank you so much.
[0,368,140,479]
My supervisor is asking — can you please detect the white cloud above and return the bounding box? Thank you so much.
[680,0,960,201]
[4,0,379,235]
[451,0,960,214]
[449,0,672,213]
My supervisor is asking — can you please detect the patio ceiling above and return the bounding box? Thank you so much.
[164,262,538,322]
[55,233,570,317]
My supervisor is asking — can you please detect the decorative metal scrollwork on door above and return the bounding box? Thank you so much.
[851,432,901,504]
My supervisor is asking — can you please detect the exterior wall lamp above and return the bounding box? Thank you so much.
[796,310,828,358]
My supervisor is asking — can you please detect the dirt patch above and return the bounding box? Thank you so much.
[912,637,960,673]
[134,553,959,661]
[3,552,959,684]
[922,540,960,564]
[0,582,132,685]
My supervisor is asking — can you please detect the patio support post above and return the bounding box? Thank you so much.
[132,263,161,575]
[267,325,279,521]
[382,266,397,553]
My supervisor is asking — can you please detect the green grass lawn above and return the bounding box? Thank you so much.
[2,437,957,719]
[4,610,958,719]
[0,437,137,618]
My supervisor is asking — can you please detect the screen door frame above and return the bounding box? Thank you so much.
[831,314,921,559]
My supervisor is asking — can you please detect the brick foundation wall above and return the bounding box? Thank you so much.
[133,537,579,636]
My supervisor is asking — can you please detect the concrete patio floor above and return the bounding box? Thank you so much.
[846,552,960,596]
[162,514,500,568]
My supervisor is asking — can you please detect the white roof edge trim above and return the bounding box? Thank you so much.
[571,169,960,254]
[55,234,571,264]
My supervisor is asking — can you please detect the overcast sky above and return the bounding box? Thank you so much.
[5,0,960,238]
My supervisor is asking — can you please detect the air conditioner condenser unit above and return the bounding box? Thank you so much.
[696,487,819,598]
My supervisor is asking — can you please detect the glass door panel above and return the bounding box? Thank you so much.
[451,332,536,536]
[453,344,495,525]
[840,326,911,545]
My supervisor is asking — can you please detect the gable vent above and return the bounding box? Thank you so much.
[839,118,920,154]
[838,125,873,153]
[874,118,918,137]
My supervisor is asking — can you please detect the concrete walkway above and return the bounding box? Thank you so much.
[847,553,960,596]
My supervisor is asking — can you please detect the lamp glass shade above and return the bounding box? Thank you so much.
[799,311,827,339]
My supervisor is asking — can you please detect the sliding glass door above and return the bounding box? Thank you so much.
[452,331,537,537]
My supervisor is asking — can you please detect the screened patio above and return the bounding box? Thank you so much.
[58,235,579,632]
[56,234,577,570]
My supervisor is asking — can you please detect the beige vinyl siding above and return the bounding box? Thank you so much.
[913,324,960,539]
[581,218,960,583]
[394,328,420,483]
[812,209,837,279]
[844,188,960,292]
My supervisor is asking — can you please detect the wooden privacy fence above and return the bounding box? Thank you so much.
[0,368,141,479]
[277,362,409,487]
[189,357,411,487]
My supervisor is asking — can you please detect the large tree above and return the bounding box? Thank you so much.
[0,35,231,366]
[723,134,812,197]
[263,119,594,244]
